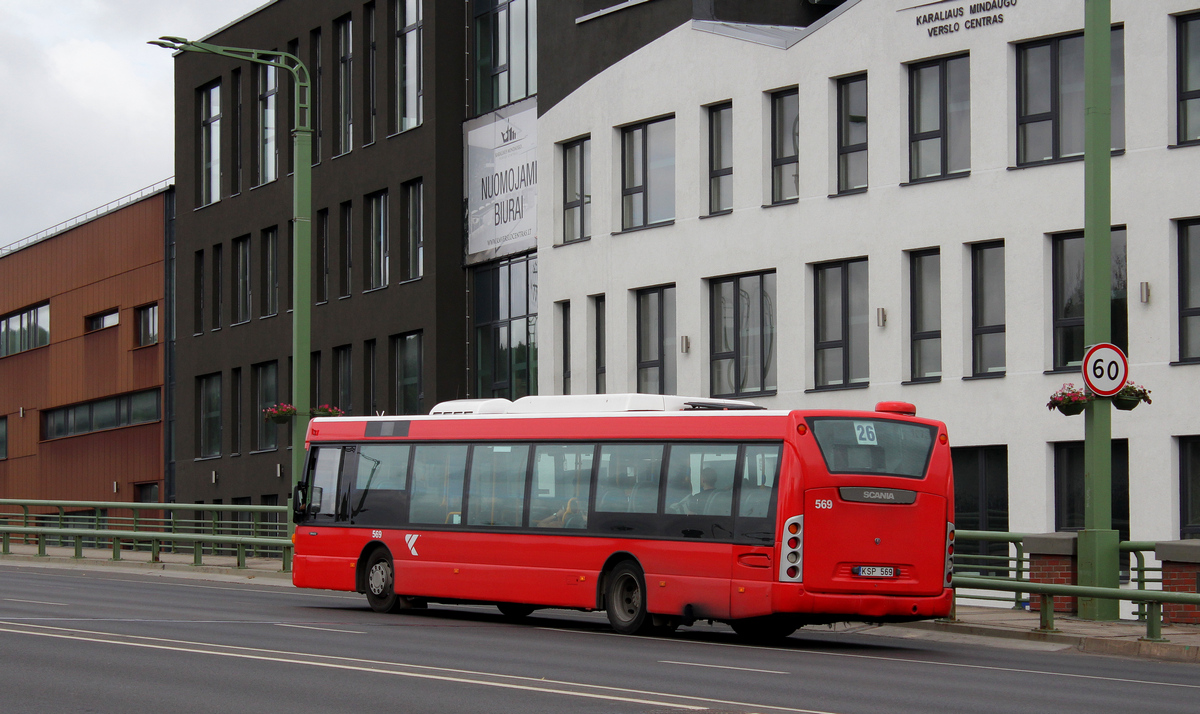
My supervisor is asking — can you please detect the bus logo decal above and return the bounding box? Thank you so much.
[405,533,420,556]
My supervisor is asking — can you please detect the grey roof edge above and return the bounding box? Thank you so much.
[690,0,862,50]
[1024,532,1079,556]
[1156,540,1200,564]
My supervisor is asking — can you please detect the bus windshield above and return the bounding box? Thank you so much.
[806,417,936,479]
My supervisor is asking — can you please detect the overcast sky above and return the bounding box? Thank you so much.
[0,0,269,248]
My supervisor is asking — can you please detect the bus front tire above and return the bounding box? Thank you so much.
[605,562,650,635]
[365,550,401,613]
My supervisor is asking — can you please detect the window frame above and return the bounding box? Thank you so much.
[708,102,733,215]
[710,271,777,399]
[474,254,537,400]
[560,301,571,395]
[1,303,50,357]
[909,249,941,382]
[85,309,119,333]
[253,361,279,452]
[836,74,868,194]
[334,344,353,413]
[135,303,159,347]
[400,179,423,281]
[257,64,278,185]
[394,0,423,132]
[594,295,606,394]
[621,116,675,231]
[636,285,676,396]
[472,0,536,115]
[770,88,799,204]
[197,374,223,459]
[0,416,7,460]
[1180,219,1200,363]
[334,14,354,156]
[199,82,222,206]
[363,2,378,145]
[1051,228,1128,371]
[814,258,869,389]
[1182,436,1200,539]
[261,228,278,317]
[365,190,389,290]
[562,137,591,243]
[971,241,1006,377]
[232,236,252,325]
[908,53,970,182]
[393,330,423,415]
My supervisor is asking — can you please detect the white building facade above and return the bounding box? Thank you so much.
[536,0,1200,546]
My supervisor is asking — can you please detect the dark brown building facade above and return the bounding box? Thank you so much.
[0,187,171,502]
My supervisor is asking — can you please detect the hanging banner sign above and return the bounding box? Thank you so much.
[465,98,538,264]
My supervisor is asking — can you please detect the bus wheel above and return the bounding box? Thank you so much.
[364,550,401,613]
[606,562,650,635]
[730,615,799,643]
[497,603,536,619]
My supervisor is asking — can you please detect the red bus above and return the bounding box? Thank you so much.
[291,394,954,639]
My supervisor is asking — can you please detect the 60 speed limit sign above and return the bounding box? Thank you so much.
[1082,343,1128,397]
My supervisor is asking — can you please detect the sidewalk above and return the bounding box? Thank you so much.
[900,604,1200,663]
[0,541,292,584]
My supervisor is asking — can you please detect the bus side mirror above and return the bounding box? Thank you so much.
[292,483,307,523]
[308,486,323,515]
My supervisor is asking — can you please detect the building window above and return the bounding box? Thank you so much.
[0,417,7,460]
[1055,440,1129,552]
[199,82,221,205]
[951,446,1009,573]
[339,202,353,297]
[473,0,537,114]
[1180,14,1200,144]
[395,0,422,131]
[909,54,970,181]
[334,345,353,413]
[365,191,389,290]
[711,272,776,398]
[971,242,1005,376]
[261,228,278,317]
[621,117,675,230]
[910,249,940,381]
[254,361,278,451]
[311,351,322,407]
[232,236,251,324]
[231,69,243,194]
[363,2,378,145]
[637,286,676,395]
[1180,220,1200,362]
[837,74,867,193]
[393,331,422,414]
[1017,28,1124,165]
[709,103,732,214]
[257,64,278,184]
[475,254,537,399]
[771,88,799,203]
[594,295,606,394]
[1,303,49,357]
[335,15,354,155]
[1182,437,1200,539]
[193,250,205,334]
[310,27,323,162]
[197,374,221,458]
[231,367,242,454]
[400,179,422,280]
[563,137,591,242]
[364,339,377,415]
[212,244,223,330]
[815,259,868,388]
[42,389,161,441]
[316,210,329,303]
[136,304,158,347]
[85,309,119,332]
[561,301,571,395]
[1051,228,1127,370]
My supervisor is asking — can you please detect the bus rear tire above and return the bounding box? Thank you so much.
[730,615,799,643]
[606,562,650,635]
[497,603,536,619]
[364,550,401,613]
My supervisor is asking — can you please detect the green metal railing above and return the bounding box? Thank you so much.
[953,530,1031,608]
[0,499,291,572]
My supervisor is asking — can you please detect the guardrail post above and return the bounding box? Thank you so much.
[151,539,160,563]
[1133,550,1148,621]
[112,537,121,561]
[237,543,246,569]
[73,535,83,559]
[1140,602,1169,642]
[1036,594,1060,632]
[2,532,9,555]
[282,545,292,573]
[37,533,46,557]
[1013,542,1026,609]
[193,541,204,567]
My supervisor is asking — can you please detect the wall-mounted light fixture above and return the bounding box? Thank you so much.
[276,463,282,479]
[1140,281,1151,304]
[212,470,218,484]
[113,481,118,494]
[876,307,887,327]
[680,336,691,353]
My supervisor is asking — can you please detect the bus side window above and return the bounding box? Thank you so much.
[738,444,781,519]
[409,444,468,526]
[665,444,737,516]
[531,444,595,529]
[308,446,343,518]
[350,443,411,525]
[596,444,663,514]
[467,444,530,527]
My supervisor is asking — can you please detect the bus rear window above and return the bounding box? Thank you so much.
[807,417,936,479]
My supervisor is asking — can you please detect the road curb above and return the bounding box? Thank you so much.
[898,619,1200,663]
[0,551,293,584]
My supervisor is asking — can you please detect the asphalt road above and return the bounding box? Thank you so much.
[0,562,1196,714]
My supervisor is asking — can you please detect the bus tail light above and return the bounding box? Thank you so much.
[779,516,803,583]
[944,522,955,587]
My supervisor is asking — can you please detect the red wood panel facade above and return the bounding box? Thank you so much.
[0,192,167,502]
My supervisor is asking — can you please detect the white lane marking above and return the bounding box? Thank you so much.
[536,627,1200,690]
[660,660,788,674]
[0,621,840,714]
[0,567,356,600]
[3,598,69,606]
[275,623,365,634]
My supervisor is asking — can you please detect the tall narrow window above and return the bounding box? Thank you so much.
[1182,220,1200,362]
[286,39,299,174]
[951,446,1009,573]
[310,27,323,162]
[475,255,537,399]
[561,301,571,395]
[711,272,777,398]
[334,345,353,413]
[339,202,353,297]
[363,2,377,144]
[1182,436,1200,539]
[910,249,941,381]
[971,242,1005,376]
[311,351,322,407]
[232,236,251,324]
[1017,28,1124,165]
[194,250,205,334]
[261,228,278,317]
[473,0,537,114]
[136,304,159,347]
[909,54,970,180]
[621,117,675,230]
[254,361,278,451]
[771,88,799,203]
[316,209,329,303]
[212,244,224,330]
[1055,440,1129,547]
[837,74,868,193]
[198,373,222,458]
[394,331,422,414]
[1051,228,1127,370]
[395,0,422,131]
[258,64,278,184]
[365,191,389,290]
[594,295,606,394]
[364,339,377,415]
[636,286,676,395]
[563,137,591,242]
[1180,14,1200,145]
[199,82,221,205]
[231,367,242,454]
[709,103,733,214]
[231,69,243,194]
[815,259,869,388]
[0,417,6,460]
[335,15,354,155]
[400,179,423,280]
